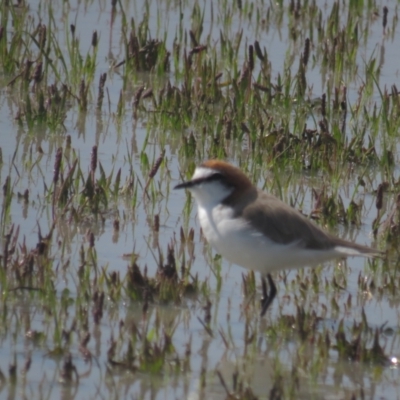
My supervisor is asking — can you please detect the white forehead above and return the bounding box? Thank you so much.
[189,166,232,207]
[192,167,218,180]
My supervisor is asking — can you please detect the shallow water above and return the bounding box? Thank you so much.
[1,0,400,399]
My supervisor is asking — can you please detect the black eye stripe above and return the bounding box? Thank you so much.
[186,173,224,185]
[174,172,227,190]
[204,172,224,182]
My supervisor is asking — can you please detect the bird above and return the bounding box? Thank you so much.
[174,160,381,316]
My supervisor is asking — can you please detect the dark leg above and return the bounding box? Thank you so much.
[260,273,277,317]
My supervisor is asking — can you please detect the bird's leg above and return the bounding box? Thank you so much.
[260,273,277,317]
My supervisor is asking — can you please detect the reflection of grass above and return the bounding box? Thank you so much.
[1,0,400,398]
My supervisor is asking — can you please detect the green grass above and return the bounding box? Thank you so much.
[1,0,400,398]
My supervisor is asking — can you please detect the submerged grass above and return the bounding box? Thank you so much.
[1,0,400,398]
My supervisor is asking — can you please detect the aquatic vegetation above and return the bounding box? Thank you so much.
[0,0,400,398]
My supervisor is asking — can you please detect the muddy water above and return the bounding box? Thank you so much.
[1,0,400,399]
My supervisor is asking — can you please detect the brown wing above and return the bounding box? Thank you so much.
[242,190,379,255]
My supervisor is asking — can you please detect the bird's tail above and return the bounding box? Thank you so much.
[334,240,382,258]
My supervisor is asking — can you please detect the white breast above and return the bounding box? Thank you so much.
[197,204,340,273]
